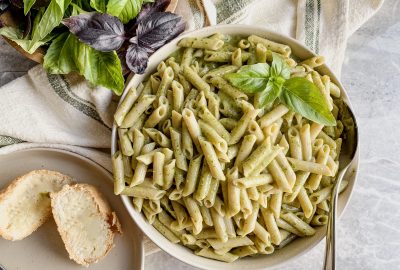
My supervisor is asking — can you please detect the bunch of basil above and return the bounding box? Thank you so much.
[0,0,185,95]
[225,53,336,126]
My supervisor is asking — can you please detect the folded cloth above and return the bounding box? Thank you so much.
[0,0,384,255]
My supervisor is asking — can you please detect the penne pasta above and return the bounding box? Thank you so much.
[115,87,142,126]
[210,76,248,101]
[287,157,333,176]
[182,155,203,197]
[112,33,353,262]
[121,95,156,128]
[182,108,203,152]
[199,137,226,180]
[170,128,188,171]
[112,151,125,195]
[194,162,213,202]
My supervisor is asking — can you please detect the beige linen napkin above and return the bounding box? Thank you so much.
[0,0,384,255]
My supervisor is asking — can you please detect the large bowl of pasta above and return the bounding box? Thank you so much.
[111,24,359,270]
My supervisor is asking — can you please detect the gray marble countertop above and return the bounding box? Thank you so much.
[1,0,399,269]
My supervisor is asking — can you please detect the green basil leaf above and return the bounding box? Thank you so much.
[107,0,142,24]
[254,81,271,107]
[78,45,125,95]
[271,52,290,79]
[31,7,45,39]
[224,63,270,93]
[43,32,79,74]
[29,0,73,50]
[71,0,93,11]
[24,0,37,15]
[258,77,285,106]
[0,26,53,54]
[70,3,87,15]
[0,27,23,40]
[280,77,336,126]
[44,32,124,94]
[44,3,87,72]
[90,0,107,12]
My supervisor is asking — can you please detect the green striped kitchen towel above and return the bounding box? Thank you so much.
[0,0,384,255]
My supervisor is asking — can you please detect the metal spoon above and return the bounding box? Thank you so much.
[323,102,359,270]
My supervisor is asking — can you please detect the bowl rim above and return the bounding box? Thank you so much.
[111,24,360,270]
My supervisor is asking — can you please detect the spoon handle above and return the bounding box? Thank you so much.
[323,169,347,270]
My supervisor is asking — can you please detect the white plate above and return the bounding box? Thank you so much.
[0,148,144,270]
[112,25,360,270]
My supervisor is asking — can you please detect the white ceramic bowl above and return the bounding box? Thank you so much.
[111,24,359,270]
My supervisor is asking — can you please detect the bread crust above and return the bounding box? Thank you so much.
[50,184,122,267]
[0,170,73,241]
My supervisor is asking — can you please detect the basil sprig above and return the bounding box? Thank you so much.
[0,0,184,95]
[224,53,336,126]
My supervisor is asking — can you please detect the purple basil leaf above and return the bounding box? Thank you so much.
[136,0,171,23]
[62,12,126,52]
[126,0,171,35]
[136,12,185,51]
[129,36,138,44]
[118,49,130,76]
[129,35,154,54]
[168,19,185,41]
[126,43,149,74]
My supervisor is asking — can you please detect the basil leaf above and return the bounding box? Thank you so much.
[126,0,171,35]
[107,0,142,24]
[31,6,45,38]
[71,0,92,11]
[69,2,86,15]
[224,63,270,93]
[44,32,124,94]
[280,77,336,126]
[255,81,272,107]
[117,49,130,76]
[89,0,106,12]
[63,12,125,52]
[125,11,184,74]
[270,52,290,79]
[43,32,79,73]
[257,77,285,106]
[126,42,148,74]
[136,12,184,52]
[135,0,169,22]
[22,10,32,38]
[29,0,72,49]
[0,26,24,39]
[23,0,36,14]
[0,26,53,54]
[77,42,125,95]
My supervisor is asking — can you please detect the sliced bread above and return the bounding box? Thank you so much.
[0,170,73,241]
[50,184,122,267]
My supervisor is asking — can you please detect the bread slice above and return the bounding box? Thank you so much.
[0,170,73,241]
[50,184,122,267]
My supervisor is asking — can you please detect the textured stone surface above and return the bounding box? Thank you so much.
[0,0,399,269]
